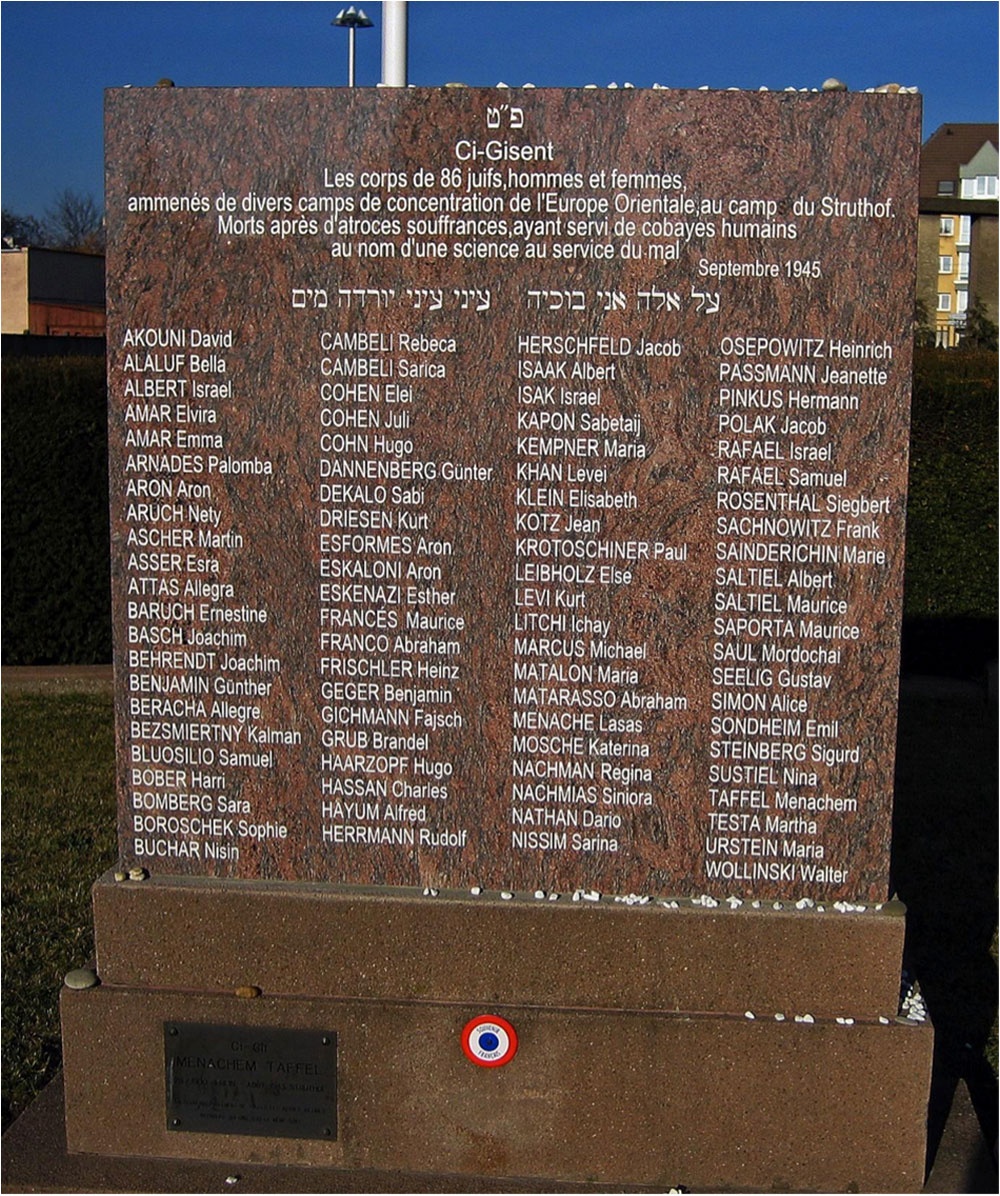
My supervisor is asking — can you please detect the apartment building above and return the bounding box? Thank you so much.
[917,123,998,347]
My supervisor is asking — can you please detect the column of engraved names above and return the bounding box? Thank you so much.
[121,325,288,867]
[511,325,688,873]
[316,324,491,867]
[708,333,895,892]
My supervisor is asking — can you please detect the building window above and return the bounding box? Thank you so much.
[938,256,953,274]
[957,215,972,245]
[957,252,970,281]
[937,293,952,312]
[956,290,969,314]
[937,180,955,195]
[939,216,955,236]
[960,175,998,199]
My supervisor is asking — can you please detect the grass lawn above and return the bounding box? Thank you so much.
[1,684,996,1139]
[1,691,117,1130]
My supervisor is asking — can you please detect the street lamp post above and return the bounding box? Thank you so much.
[382,0,408,87]
[332,6,373,88]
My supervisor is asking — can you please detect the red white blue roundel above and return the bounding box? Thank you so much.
[461,1015,518,1067]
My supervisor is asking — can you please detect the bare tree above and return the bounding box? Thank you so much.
[2,208,48,248]
[44,190,105,253]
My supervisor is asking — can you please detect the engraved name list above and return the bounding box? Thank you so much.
[106,86,919,901]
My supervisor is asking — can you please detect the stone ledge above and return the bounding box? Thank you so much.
[93,873,905,1016]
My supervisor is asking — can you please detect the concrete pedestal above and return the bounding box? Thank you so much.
[51,873,935,1191]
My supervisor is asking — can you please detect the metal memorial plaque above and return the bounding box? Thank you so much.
[164,1023,337,1139]
[106,87,920,901]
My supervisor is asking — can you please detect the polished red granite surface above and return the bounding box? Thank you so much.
[106,87,921,898]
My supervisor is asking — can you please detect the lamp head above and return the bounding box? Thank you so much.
[333,7,373,29]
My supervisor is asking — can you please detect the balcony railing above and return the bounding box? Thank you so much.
[934,313,968,348]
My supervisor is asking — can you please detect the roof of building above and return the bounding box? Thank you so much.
[1,245,105,306]
[920,123,999,199]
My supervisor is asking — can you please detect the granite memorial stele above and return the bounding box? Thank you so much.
[57,84,933,1191]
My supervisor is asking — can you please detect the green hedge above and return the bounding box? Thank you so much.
[1,350,996,664]
[905,349,998,620]
[1,357,111,664]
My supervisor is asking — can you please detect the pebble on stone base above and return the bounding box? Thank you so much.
[64,968,99,990]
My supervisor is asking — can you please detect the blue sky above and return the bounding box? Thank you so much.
[2,1,997,218]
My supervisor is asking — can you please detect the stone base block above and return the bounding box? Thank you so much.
[10,1070,998,1194]
[62,982,932,1191]
[91,873,906,1017]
